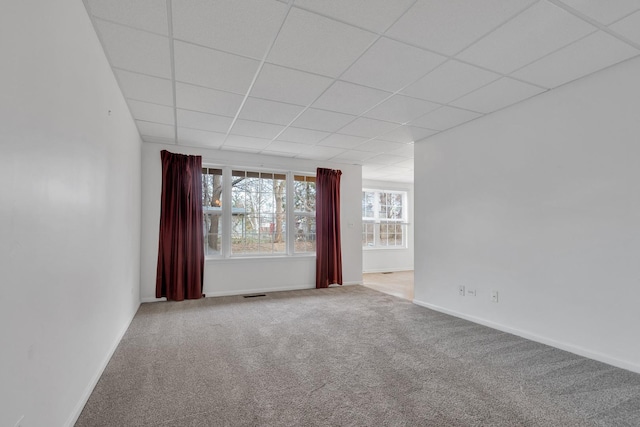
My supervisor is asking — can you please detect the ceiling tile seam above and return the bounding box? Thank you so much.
[263,0,423,152]
[82,1,146,140]
[125,97,174,109]
[605,8,640,26]
[289,0,419,38]
[90,16,169,38]
[111,67,173,83]
[171,38,266,62]
[448,0,544,59]
[531,51,640,94]
[166,0,178,144]
[547,0,640,51]
[220,0,297,147]
[504,28,603,82]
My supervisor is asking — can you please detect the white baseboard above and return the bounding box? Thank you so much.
[65,302,140,426]
[363,268,413,274]
[412,299,640,375]
[141,281,363,302]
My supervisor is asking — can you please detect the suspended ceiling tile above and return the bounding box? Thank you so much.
[136,120,174,139]
[366,154,410,165]
[341,37,446,92]
[457,1,596,74]
[317,133,370,149]
[331,149,378,163]
[377,126,438,144]
[293,0,415,33]
[609,10,640,44]
[267,7,377,78]
[95,20,171,78]
[291,108,356,133]
[312,81,391,116]
[171,0,288,59]
[363,94,440,124]
[386,144,415,158]
[265,140,308,154]
[224,134,272,150]
[127,100,174,125]
[451,77,545,114]
[409,106,483,131]
[173,41,260,94]
[250,63,333,105]
[296,144,346,160]
[229,120,285,140]
[402,60,501,104]
[356,139,408,153]
[558,0,640,25]
[175,82,244,117]
[115,70,173,106]
[512,31,640,88]
[339,117,401,139]
[87,0,168,35]
[278,127,331,144]
[237,98,305,126]
[393,159,415,169]
[385,0,536,55]
[178,127,226,148]
[176,109,233,133]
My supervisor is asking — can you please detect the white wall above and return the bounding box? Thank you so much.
[0,2,142,426]
[362,180,414,273]
[414,56,640,373]
[140,143,362,301]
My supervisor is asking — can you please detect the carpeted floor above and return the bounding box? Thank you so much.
[76,286,640,426]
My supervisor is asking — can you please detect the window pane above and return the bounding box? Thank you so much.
[295,215,316,253]
[203,169,223,256]
[294,176,316,213]
[362,191,374,218]
[203,213,222,256]
[362,222,375,247]
[230,170,286,255]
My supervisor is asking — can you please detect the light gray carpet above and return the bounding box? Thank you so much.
[76,286,640,426]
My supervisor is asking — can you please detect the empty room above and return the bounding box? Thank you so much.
[2,0,640,426]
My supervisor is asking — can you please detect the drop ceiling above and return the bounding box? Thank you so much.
[84,0,640,183]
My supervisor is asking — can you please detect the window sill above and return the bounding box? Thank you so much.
[363,247,409,251]
[205,254,316,263]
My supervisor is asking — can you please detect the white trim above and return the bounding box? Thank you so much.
[412,298,640,375]
[141,281,362,302]
[64,303,140,426]
[363,267,412,274]
[141,296,168,303]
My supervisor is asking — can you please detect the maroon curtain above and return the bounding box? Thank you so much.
[316,168,342,288]
[156,150,204,301]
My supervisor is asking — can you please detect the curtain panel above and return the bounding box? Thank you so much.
[156,150,204,301]
[316,168,343,288]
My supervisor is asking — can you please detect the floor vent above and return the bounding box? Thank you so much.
[382,272,393,274]
[243,294,267,298]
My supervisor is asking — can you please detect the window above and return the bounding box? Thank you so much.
[362,189,407,249]
[202,168,223,256]
[231,170,286,255]
[202,167,315,258]
[293,175,316,253]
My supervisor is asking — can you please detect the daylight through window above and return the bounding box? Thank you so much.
[203,167,315,257]
[362,189,407,249]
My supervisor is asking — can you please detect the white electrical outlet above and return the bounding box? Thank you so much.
[467,289,476,297]
[458,285,465,296]
[491,290,499,303]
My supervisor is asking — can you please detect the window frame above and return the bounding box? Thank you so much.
[203,165,316,259]
[362,188,408,250]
